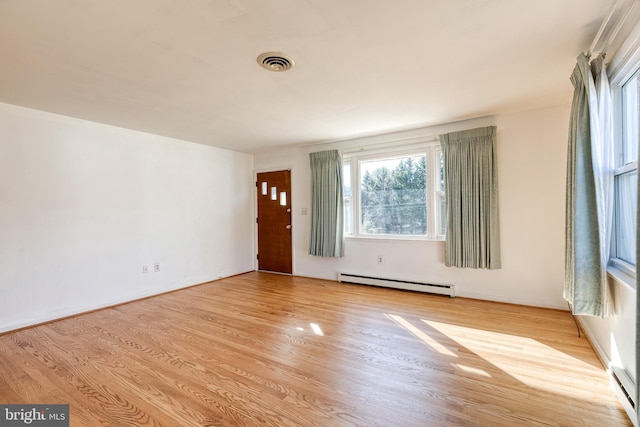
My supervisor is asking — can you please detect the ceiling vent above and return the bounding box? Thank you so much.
[257,52,295,72]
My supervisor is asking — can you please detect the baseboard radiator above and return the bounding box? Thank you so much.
[611,366,636,425]
[338,273,455,297]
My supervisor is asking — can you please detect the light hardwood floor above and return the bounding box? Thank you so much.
[0,272,631,426]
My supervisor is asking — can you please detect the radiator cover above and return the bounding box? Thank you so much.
[338,273,455,297]
[611,366,636,424]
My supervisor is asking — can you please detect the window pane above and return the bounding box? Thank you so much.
[614,169,637,265]
[438,150,445,236]
[359,154,426,235]
[439,193,446,236]
[622,71,639,165]
[343,163,352,234]
[439,151,445,192]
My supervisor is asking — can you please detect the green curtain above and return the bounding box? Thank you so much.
[439,126,501,269]
[564,53,604,317]
[309,150,344,257]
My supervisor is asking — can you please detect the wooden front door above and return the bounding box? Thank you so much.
[257,170,292,274]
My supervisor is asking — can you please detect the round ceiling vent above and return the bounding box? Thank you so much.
[257,52,295,72]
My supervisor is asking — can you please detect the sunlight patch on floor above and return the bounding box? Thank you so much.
[384,313,457,357]
[294,323,324,336]
[452,363,492,377]
[421,319,615,403]
[309,323,324,336]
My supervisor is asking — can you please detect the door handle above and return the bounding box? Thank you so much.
[286,225,292,229]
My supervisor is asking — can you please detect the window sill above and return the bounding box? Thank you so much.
[607,262,636,292]
[345,235,445,243]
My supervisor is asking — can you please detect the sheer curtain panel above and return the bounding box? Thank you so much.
[564,53,604,317]
[591,53,614,316]
[439,126,501,269]
[309,150,344,257]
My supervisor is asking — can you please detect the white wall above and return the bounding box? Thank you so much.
[255,105,570,309]
[0,102,255,333]
[580,276,637,392]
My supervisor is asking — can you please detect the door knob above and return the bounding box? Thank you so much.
[286,225,292,229]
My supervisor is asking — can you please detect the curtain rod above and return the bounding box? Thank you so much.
[588,0,638,55]
[589,0,618,54]
[340,135,439,155]
[603,0,637,52]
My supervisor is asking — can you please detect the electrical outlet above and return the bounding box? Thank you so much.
[154,262,160,272]
[377,256,383,264]
[143,265,149,274]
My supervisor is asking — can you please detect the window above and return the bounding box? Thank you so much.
[437,150,446,236]
[343,162,352,235]
[611,69,639,271]
[343,144,444,240]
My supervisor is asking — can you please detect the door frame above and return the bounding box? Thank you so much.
[254,166,295,274]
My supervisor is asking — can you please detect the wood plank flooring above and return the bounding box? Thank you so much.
[0,272,631,426]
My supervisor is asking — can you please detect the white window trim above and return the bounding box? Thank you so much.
[607,41,639,290]
[343,142,444,241]
[608,257,636,289]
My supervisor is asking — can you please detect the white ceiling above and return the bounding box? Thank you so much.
[0,0,611,153]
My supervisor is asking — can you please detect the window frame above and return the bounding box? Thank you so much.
[342,142,444,241]
[608,65,639,284]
